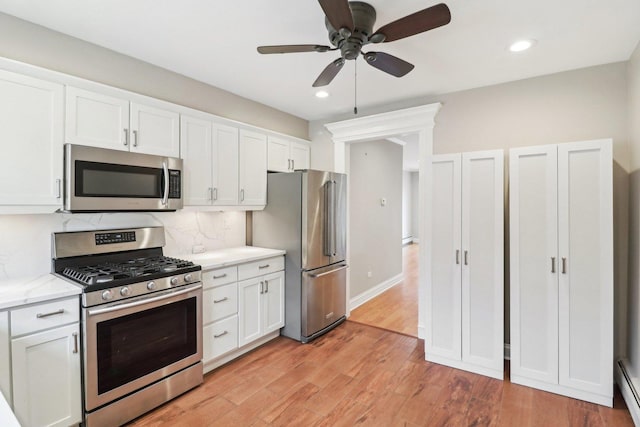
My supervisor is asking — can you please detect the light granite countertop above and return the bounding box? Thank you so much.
[176,246,286,270]
[0,274,81,311]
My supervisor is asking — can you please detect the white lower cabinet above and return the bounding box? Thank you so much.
[202,255,285,372]
[0,311,10,404]
[509,139,613,406]
[426,150,504,379]
[7,297,81,427]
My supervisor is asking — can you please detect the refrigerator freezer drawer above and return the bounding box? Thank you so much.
[302,264,348,338]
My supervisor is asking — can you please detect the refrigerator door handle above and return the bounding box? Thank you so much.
[306,264,348,278]
[323,180,333,256]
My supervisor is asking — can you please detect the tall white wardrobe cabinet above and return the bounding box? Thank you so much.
[426,150,504,379]
[509,139,613,406]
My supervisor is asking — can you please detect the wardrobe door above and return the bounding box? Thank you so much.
[426,154,462,360]
[461,150,504,377]
[557,140,613,397]
[510,145,559,385]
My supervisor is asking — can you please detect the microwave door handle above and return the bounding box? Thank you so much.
[161,160,169,206]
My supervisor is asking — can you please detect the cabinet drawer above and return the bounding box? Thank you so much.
[202,266,237,289]
[203,283,238,324]
[203,315,238,361]
[238,256,284,280]
[11,297,79,337]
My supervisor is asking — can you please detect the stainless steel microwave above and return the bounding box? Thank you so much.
[63,144,183,212]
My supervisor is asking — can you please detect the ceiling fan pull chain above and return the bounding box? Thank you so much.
[354,60,358,115]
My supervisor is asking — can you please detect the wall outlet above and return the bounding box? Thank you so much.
[192,244,206,254]
[367,271,372,278]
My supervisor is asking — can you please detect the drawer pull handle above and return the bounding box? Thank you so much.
[214,330,228,338]
[213,297,229,303]
[258,264,270,269]
[36,308,65,318]
[72,332,78,354]
[213,273,228,279]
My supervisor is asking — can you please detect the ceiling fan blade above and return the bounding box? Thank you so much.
[372,3,451,43]
[312,57,346,87]
[363,52,415,77]
[257,44,331,54]
[318,0,354,31]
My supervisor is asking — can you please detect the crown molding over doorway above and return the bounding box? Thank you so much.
[323,103,441,339]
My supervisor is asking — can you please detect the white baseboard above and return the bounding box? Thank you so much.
[402,237,413,245]
[617,360,640,425]
[504,344,511,360]
[349,273,403,311]
[418,324,425,340]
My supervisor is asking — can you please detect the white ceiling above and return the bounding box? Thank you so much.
[1,0,639,121]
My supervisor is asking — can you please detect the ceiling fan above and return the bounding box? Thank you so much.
[257,0,451,87]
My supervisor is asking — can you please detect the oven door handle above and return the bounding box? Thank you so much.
[87,283,202,316]
[161,160,169,206]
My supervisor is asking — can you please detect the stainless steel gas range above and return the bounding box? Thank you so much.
[52,226,203,427]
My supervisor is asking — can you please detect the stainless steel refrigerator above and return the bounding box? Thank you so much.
[252,170,347,342]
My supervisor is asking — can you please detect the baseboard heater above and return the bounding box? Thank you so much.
[618,360,640,425]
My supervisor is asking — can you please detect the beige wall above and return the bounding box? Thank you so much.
[0,12,308,139]
[349,140,403,298]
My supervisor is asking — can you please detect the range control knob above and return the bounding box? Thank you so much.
[102,290,113,301]
[170,277,179,286]
[120,287,131,297]
[184,273,193,282]
[147,281,156,291]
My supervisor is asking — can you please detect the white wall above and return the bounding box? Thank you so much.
[410,172,420,241]
[0,12,308,139]
[349,140,403,298]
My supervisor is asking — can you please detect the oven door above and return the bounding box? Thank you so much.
[64,143,183,212]
[83,283,202,411]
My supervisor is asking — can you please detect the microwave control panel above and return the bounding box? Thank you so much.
[168,170,181,199]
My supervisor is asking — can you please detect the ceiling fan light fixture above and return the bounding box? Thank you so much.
[315,90,330,98]
[509,39,535,53]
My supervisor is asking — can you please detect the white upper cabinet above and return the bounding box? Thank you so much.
[181,115,212,206]
[510,139,613,406]
[130,102,180,157]
[239,129,267,206]
[427,150,504,380]
[65,86,129,151]
[212,124,240,206]
[66,86,179,157]
[0,69,64,212]
[267,136,310,172]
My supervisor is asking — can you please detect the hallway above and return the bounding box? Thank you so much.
[349,244,419,337]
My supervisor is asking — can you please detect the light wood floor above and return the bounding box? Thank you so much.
[349,243,419,337]
[130,321,632,426]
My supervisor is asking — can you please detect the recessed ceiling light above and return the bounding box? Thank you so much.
[509,39,535,53]
[315,90,329,98]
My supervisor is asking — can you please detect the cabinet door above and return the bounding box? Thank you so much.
[239,129,267,205]
[180,115,212,206]
[11,324,81,427]
[0,70,64,208]
[238,277,263,346]
[461,150,503,375]
[290,140,310,171]
[509,145,559,384]
[267,136,290,172]
[213,124,239,205]
[263,271,285,333]
[426,154,461,360]
[557,140,613,396]
[130,102,180,157]
[0,312,9,405]
[65,86,129,151]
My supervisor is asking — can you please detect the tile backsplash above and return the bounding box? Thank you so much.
[0,210,246,280]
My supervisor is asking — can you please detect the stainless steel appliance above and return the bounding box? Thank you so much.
[64,144,183,212]
[253,170,347,342]
[52,227,203,427]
